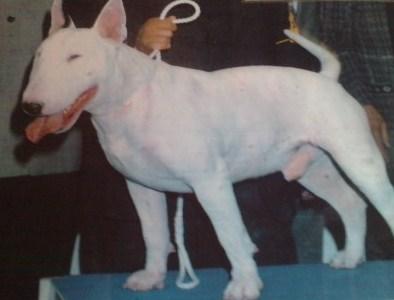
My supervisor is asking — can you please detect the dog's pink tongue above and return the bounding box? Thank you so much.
[25,114,64,144]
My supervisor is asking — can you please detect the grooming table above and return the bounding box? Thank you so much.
[39,261,394,300]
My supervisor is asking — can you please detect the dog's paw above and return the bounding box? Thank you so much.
[123,269,165,291]
[223,275,263,300]
[329,250,365,269]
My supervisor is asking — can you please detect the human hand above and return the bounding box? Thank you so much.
[135,17,177,54]
[364,104,390,162]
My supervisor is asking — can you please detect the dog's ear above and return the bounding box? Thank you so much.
[93,0,127,43]
[68,16,76,30]
[49,0,66,36]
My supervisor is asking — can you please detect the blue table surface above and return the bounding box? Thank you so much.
[51,261,394,300]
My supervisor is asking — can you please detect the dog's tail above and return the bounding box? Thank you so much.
[284,29,341,81]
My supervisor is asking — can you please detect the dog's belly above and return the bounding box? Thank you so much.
[106,150,282,193]
[99,129,295,194]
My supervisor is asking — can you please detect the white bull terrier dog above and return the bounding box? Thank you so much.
[22,0,394,299]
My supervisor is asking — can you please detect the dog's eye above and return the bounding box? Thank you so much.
[67,54,82,62]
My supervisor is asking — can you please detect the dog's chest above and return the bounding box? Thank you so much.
[93,121,193,192]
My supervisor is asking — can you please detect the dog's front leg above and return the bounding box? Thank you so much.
[123,180,172,291]
[192,176,263,300]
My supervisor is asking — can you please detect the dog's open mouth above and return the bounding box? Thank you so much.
[25,86,98,143]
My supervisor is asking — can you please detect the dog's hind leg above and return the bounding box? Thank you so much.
[192,174,262,300]
[323,130,394,241]
[298,150,367,268]
[123,180,173,291]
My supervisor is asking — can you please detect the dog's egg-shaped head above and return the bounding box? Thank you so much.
[23,28,106,115]
[22,0,127,143]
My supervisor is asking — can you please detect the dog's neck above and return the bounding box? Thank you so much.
[87,43,160,116]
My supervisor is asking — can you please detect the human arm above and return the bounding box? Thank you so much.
[364,104,390,162]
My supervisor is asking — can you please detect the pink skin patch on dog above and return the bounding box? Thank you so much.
[25,86,98,143]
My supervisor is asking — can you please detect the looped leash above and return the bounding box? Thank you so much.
[150,0,201,60]
[159,0,201,24]
[174,196,200,289]
[150,0,201,290]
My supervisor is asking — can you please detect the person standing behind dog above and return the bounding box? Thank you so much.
[297,1,394,260]
[131,0,319,268]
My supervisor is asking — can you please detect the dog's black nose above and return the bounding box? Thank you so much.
[22,102,43,117]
